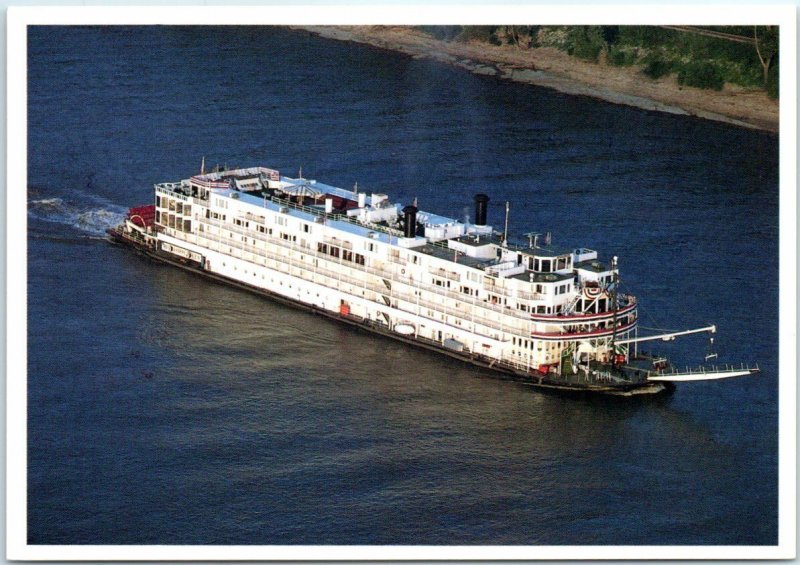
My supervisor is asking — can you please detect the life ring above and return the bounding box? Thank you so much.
[401,268,406,275]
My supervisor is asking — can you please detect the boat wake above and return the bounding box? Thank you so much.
[28,194,127,237]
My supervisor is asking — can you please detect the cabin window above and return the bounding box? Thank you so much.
[534,259,540,271]
[355,253,365,266]
[184,220,192,232]
[303,223,310,233]
[541,260,552,273]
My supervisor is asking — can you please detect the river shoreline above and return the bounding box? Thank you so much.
[295,26,778,134]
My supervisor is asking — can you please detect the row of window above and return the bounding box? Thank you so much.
[512,336,566,350]
[554,283,571,295]
[517,302,562,314]
[317,243,366,266]
[157,196,191,216]
[155,210,191,232]
[529,256,572,273]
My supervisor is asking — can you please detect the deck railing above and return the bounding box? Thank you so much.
[185,218,634,335]
[190,218,542,332]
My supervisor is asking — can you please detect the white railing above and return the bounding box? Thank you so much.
[429,268,460,281]
[193,217,538,332]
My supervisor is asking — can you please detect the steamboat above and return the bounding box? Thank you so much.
[108,165,759,395]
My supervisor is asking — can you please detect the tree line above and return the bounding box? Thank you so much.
[415,26,779,99]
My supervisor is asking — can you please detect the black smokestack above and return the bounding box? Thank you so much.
[402,205,417,238]
[474,193,489,226]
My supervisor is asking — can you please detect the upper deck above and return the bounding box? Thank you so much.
[154,166,615,283]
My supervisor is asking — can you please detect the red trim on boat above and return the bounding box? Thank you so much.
[530,319,638,340]
[530,300,636,322]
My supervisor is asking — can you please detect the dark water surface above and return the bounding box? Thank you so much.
[27,26,778,545]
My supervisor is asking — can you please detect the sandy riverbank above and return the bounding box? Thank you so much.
[295,26,778,133]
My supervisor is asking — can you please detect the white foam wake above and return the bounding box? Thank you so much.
[29,195,128,236]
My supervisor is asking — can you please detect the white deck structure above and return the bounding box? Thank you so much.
[149,166,636,377]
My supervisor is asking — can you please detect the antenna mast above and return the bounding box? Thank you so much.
[524,232,541,249]
[503,201,510,247]
[610,255,619,362]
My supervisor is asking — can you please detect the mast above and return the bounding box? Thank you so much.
[503,201,510,247]
[610,255,619,362]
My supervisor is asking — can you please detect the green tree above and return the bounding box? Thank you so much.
[753,26,778,87]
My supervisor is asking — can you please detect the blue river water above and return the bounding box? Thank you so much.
[27,26,778,545]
